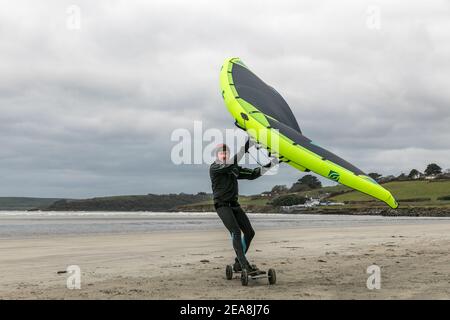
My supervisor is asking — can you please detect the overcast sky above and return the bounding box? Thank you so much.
[0,0,449,198]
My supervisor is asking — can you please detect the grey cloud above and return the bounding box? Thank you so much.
[0,0,449,197]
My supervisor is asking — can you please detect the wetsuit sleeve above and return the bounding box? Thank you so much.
[237,167,261,180]
[234,145,247,163]
[210,162,236,174]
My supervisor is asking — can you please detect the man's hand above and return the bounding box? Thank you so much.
[263,157,279,168]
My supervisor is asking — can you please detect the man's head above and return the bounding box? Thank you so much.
[214,143,230,162]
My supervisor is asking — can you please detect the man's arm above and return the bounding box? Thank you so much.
[237,157,279,180]
[233,138,254,163]
[210,161,236,174]
[237,167,261,180]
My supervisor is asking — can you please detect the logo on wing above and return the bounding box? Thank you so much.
[328,170,340,182]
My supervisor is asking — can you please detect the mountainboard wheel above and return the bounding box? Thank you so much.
[241,269,249,286]
[226,265,233,280]
[268,268,276,285]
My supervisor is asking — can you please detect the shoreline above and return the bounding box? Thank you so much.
[175,205,450,217]
[5,204,450,217]
[1,212,449,240]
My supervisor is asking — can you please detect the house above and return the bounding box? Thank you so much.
[410,172,423,180]
[280,197,345,213]
[435,172,450,180]
[378,175,396,183]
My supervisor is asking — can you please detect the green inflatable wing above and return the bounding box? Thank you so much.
[219,57,398,209]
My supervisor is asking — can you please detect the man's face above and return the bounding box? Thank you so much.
[217,150,229,162]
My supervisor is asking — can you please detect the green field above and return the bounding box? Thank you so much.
[329,180,450,206]
[182,180,450,209]
[292,184,350,198]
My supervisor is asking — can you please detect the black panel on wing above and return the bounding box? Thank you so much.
[267,118,366,176]
[232,63,302,133]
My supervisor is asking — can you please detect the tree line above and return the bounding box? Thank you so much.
[368,163,446,183]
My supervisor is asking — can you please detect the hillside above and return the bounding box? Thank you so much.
[0,197,62,210]
[43,193,212,212]
[3,180,450,215]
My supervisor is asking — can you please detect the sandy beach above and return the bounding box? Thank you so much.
[0,221,449,299]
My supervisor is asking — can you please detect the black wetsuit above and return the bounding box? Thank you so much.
[210,154,261,270]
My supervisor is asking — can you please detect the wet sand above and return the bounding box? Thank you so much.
[0,223,449,299]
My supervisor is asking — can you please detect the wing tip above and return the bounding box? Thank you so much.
[386,195,399,209]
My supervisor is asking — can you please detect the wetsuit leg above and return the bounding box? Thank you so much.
[232,206,255,254]
[216,206,250,269]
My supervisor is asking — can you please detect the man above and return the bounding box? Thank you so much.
[209,138,277,274]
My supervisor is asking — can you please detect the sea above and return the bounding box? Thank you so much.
[0,211,449,238]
